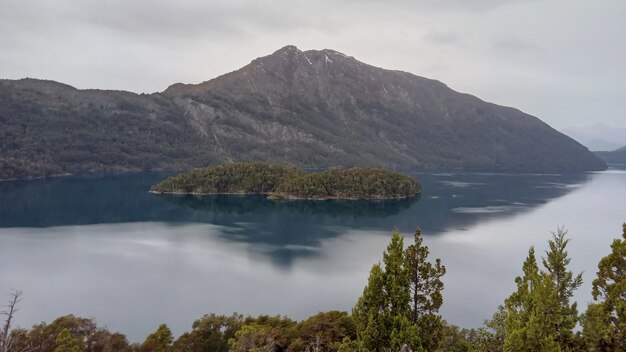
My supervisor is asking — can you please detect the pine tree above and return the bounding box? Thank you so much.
[581,303,612,352]
[390,315,421,352]
[504,247,540,351]
[378,230,417,351]
[140,324,173,352]
[384,230,410,319]
[504,248,561,352]
[405,228,446,351]
[542,227,583,350]
[353,264,388,352]
[582,223,626,351]
[353,230,427,352]
[524,274,560,352]
[503,228,585,352]
[354,229,447,351]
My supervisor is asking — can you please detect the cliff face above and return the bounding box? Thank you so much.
[0,46,606,179]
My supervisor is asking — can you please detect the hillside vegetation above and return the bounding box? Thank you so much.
[273,168,420,199]
[0,79,217,179]
[150,163,302,195]
[150,163,420,200]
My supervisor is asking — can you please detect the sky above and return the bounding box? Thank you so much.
[1,0,625,130]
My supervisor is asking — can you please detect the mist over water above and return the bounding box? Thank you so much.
[1,169,624,341]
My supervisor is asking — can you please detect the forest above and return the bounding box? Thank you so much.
[150,163,420,200]
[1,224,624,352]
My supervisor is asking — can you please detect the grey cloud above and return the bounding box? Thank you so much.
[342,0,539,13]
[493,37,547,56]
[65,1,315,40]
[422,31,463,46]
[1,0,625,129]
[0,1,314,42]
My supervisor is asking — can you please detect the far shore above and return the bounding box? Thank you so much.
[149,189,420,201]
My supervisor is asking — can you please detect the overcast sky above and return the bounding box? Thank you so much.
[1,0,625,129]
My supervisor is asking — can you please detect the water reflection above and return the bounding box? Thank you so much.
[0,171,591,267]
[161,193,416,218]
[1,170,624,342]
[153,172,591,265]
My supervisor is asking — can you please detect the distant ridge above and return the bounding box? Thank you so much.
[595,146,626,165]
[0,45,606,179]
[562,125,626,151]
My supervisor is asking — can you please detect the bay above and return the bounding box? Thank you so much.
[0,169,624,341]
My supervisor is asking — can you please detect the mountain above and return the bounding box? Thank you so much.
[0,79,218,179]
[561,125,626,151]
[595,146,626,165]
[0,46,606,179]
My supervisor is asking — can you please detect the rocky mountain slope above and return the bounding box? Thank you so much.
[0,46,606,179]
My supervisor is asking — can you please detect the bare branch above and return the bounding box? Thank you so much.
[1,290,24,352]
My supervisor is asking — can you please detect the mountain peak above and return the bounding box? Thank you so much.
[263,46,356,67]
[314,48,349,57]
[272,45,301,55]
[155,46,606,172]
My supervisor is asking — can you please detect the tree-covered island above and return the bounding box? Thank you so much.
[149,163,420,200]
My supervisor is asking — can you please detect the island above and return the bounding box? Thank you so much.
[150,163,420,200]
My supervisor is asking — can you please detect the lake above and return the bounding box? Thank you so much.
[1,169,625,341]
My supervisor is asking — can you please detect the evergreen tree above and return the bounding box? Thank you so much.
[171,313,242,352]
[504,248,539,351]
[354,228,445,351]
[389,315,421,352]
[353,230,424,351]
[469,305,507,352]
[354,264,387,352]
[582,223,626,351]
[541,227,583,350]
[337,336,359,352]
[384,230,410,319]
[405,228,446,319]
[140,324,173,352]
[405,228,446,351]
[581,303,612,352]
[524,274,560,352]
[228,324,281,352]
[53,328,84,352]
[483,306,507,352]
[503,228,584,352]
[291,311,356,352]
[503,248,561,352]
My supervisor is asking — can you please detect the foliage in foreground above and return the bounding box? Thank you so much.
[1,224,624,352]
[352,228,445,352]
[581,223,626,351]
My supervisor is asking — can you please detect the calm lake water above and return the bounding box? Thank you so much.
[1,169,625,341]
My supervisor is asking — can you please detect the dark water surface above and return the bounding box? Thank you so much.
[1,169,625,341]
